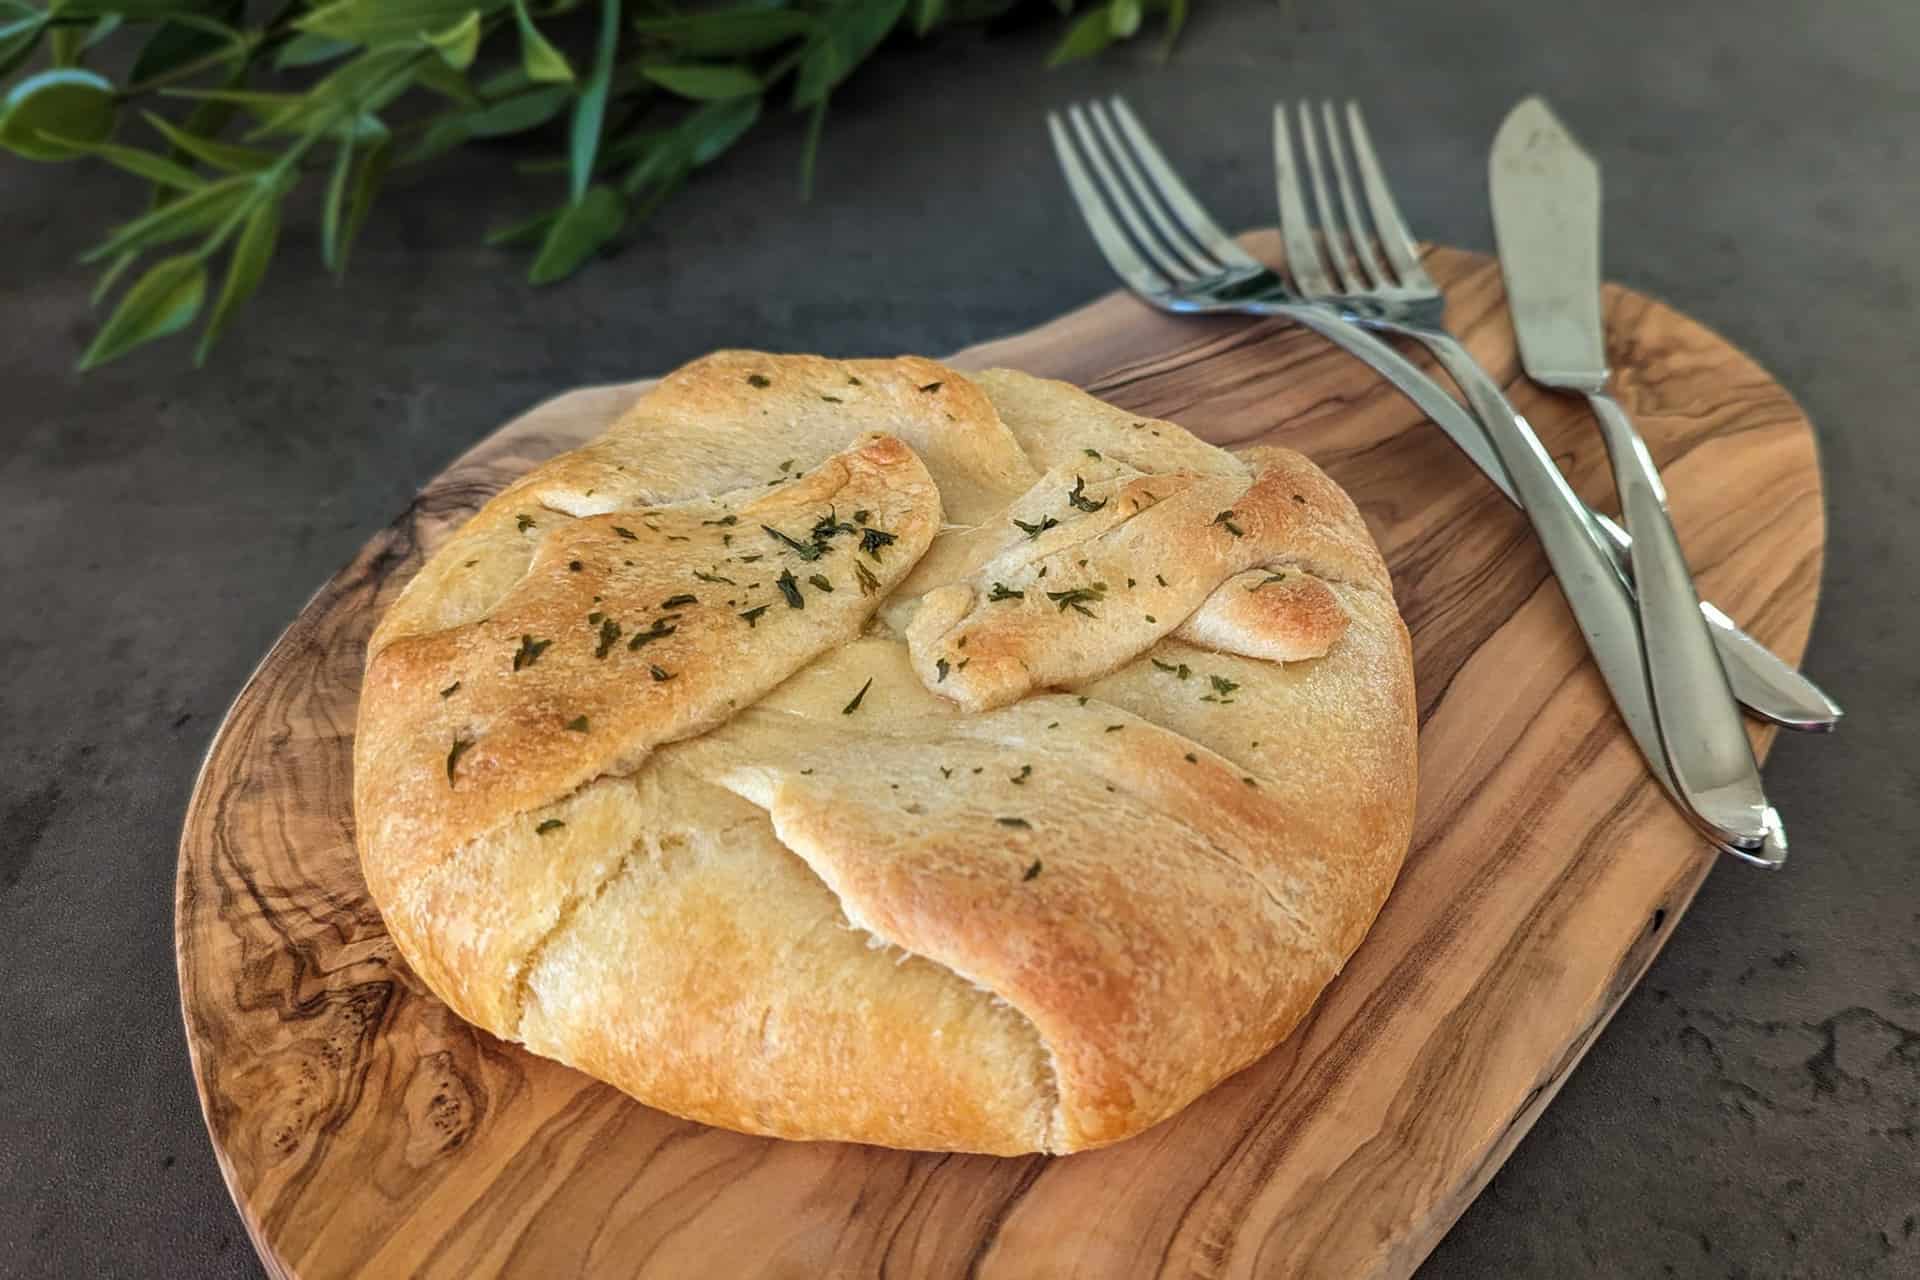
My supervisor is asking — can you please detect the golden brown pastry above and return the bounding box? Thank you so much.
[354,352,1417,1155]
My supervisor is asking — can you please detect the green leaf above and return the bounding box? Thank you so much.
[81,173,255,262]
[639,63,761,101]
[256,45,418,139]
[78,252,206,371]
[630,8,814,56]
[486,205,557,246]
[320,136,354,274]
[47,24,82,66]
[131,9,242,85]
[197,197,277,364]
[512,0,572,82]
[90,250,140,307]
[80,13,122,50]
[1,68,117,161]
[568,0,621,203]
[425,10,480,70]
[1108,0,1141,37]
[340,135,391,273]
[793,0,906,108]
[1046,7,1115,65]
[299,0,507,45]
[1159,0,1186,55]
[684,93,759,167]
[143,110,275,171]
[274,33,357,70]
[39,134,207,189]
[798,95,824,198]
[529,183,625,284]
[467,83,570,135]
[0,15,46,82]
[414,55,482,107]
[913,0,945,36]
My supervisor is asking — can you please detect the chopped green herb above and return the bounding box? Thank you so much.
[763,523,824,561]
[1155,573,1168,587]
[536,818,565,835]
[859,527,896,558]
[847,375,862,386]
[565,716,589,732]
[918,380,943,393]
[1037,566,1048,579]
[747,373,771,388]
[940,766,953,779]
[1012,515,1059,539]
[1045,583,1108,617]
[701,514,739,526]
[821,394,843,403]
[439,681,461,698]
[512,634,552,670]
[1023,858,1043,880]
[1048,721,1059,728]
[694,569,737,585]
[661,593,698,609]
[956,635,967,648]
[1145,615,1157,623]
[516,514,535,532]
[854,561,881,595]
[956,658,969,670]
[1011,764,1032,785]
[1126,577,1136,588]
[737,553,763,564]
[650,664,676,682]
[1211,510,1245,538]
[446,737,473,781]
[809,510,855,546]
[612,525,638,541]
[1105,723,1124,732]
[1243,776,1258,787]
[842,677,873,715]
[778,458,795,473]
[1066,475,1107,512]
[988,582,1024,602]
[593,617,621,658]
[588,611,603,624]
[1083,448,1102,459]
[666,534,690,543]
[776,569,805,609]
[740,605,770,627]
[852,508,871,523]
[1292,493,1307,504]
[1076,695,1089,706]
[936,657,951,683]
[626,618,677,649]
[1210,674,1241,697]
[808,574,834,593]
[800,767,814,775]
[998,816,1031,829]
[568,560,583,572]
[1248,572,1289,591]
[1185,752,1198,763]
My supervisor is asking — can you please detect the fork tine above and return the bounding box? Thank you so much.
[1064,104,1203,286]
[1047,111,1179,303]
[1102,96,1265,272]
[1085,100,1220,278]
[1272,104,1339,296]
[1294,99,1359,293]
[1344,101,1434,287]
[1320,100,1390,290]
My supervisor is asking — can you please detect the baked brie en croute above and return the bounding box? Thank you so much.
[353,352,1417,1155]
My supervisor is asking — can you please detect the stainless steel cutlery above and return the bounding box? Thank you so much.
[1048,95,1833,865]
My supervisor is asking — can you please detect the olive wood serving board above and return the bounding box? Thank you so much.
[176,237,1826,1279]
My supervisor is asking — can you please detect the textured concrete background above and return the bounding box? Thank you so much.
[2,1,1914,1275]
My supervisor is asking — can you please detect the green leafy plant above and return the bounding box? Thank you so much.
[0,0,1188,370]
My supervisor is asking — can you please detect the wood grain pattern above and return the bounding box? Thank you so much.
[176,238,1827,1279]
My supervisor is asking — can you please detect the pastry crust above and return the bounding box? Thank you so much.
[354,353,1418,1155]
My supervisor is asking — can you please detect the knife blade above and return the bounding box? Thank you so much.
[1491,96,1784,860]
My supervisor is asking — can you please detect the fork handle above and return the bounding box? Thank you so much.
[1383,330,1837,732]
[1587,388,1774,845]
[1410,329,1783,861]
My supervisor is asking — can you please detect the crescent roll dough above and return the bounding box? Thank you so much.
[354,352,1417,1154]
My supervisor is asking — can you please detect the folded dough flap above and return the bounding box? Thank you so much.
[674,690,1351,1153]
[353,433,940,888]
[902,445,1391,711]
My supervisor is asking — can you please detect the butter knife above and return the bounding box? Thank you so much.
[1491,96,1783,859]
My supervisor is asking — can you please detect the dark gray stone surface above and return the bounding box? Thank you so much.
[2,1,1913,1275]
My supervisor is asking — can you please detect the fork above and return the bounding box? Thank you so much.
[1272,99,1782,862]
[1046,96,1790,865]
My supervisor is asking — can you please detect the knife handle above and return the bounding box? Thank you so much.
[1586,389,1773,845]
[1411,330,1785,862]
